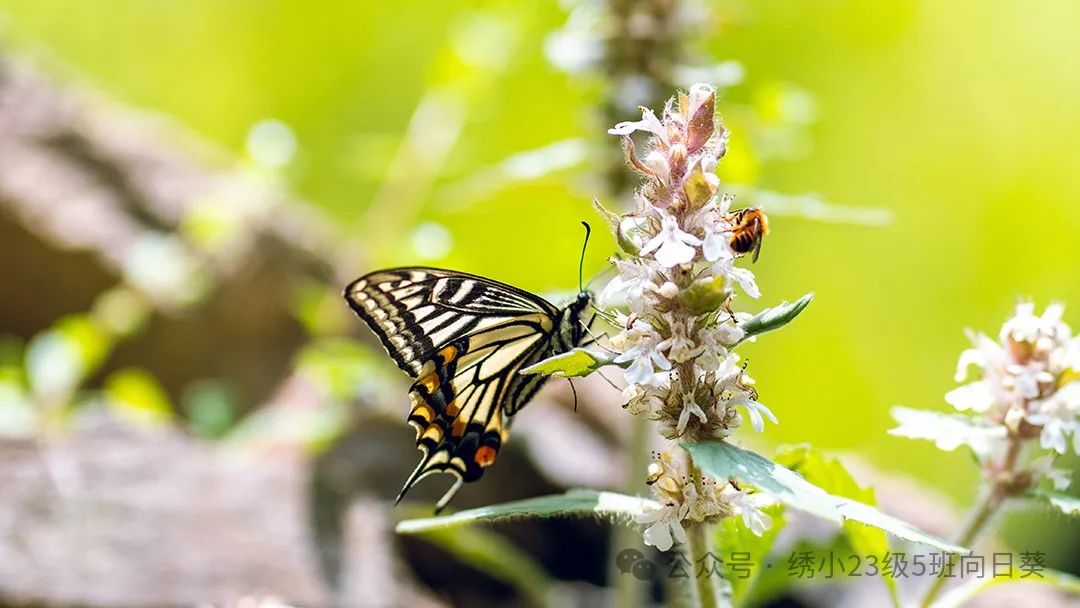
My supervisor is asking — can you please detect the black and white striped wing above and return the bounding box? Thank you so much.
[343,267,561,510]
[344,267,558,376]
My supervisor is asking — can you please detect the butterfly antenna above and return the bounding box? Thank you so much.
[567,377,579,412]
[578,221,591,293]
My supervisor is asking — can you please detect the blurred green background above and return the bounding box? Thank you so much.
[2,0,1078,575]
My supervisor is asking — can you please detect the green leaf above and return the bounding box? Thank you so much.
[399,506,556,608]
[396,489,659,534]
[714,504,787,605]
[104,368,174,427]
[737,293,813,342]
[932,567,1080,608]
[775,444,900,606]
[519,347,615,378]
[683,440,966,553]
[1027,489,1080,516]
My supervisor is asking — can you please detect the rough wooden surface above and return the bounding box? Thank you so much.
[0,419,329,607]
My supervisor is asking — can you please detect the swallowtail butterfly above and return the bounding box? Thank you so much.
[344,259,593,511]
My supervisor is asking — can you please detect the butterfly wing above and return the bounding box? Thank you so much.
[344,267,562,509]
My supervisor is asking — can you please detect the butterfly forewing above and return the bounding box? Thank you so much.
[343,267,583,510]
[344,268,557,376]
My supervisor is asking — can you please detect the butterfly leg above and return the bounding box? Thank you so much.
[580,314,615,352]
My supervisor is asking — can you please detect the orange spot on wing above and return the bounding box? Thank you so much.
[475,445,498,468]
[444,401,460,417]
[450,418,467,437]
[438,345,458,364]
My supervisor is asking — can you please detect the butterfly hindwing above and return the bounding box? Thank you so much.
[403,318,554,509]
[344,267,587,510]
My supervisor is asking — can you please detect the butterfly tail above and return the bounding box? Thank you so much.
[395,451,434,506]
[394,445,467,513]
[433,477,465,514]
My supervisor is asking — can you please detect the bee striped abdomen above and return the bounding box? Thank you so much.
[731,231,756,254]
[724,206,769,262]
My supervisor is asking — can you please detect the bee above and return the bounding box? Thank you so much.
[724,206,769,263]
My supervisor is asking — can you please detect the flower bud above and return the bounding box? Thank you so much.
[646,461,664,485]
[668,143,687,177]
[645,150,671,184]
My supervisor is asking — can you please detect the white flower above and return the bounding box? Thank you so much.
[686,196,737,263]
[945,380,997,413]
[624,383,667,416]
[677,392,708,435]
[1062,337,1080,371]
[621,354,669,386]
[709,355,776,431]
[712,324,745,347]
[730,392,777,433]
[1006,362,1053,400]
[658,318,701,363]
[1029,455,1074,490]
[1047,468,1073,491]
[653,281,679,299]
[710,256,760,298]
[724,486,775,536]
[613,320,672,385]
[1027,382,1080,455]
[1001,302,1070,349]
[696,325,740,371]
[636,499,690,551]
[1002,302,1041,343]
[713,353,744,385]
[1028,414,1071,457]
[644,150,671,184]
[703,230,735,263]
[599,258,659,310]
[608,106,667,141]
[641,214,701,267]
[954,331,1004,382]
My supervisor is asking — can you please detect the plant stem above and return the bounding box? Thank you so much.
[918,434,1023,607]
[686,519,718,608]
[612,415,652,608]
[679,449,719,608]
[918,488,1001,607]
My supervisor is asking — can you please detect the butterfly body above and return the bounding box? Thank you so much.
[344,267,591,510]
